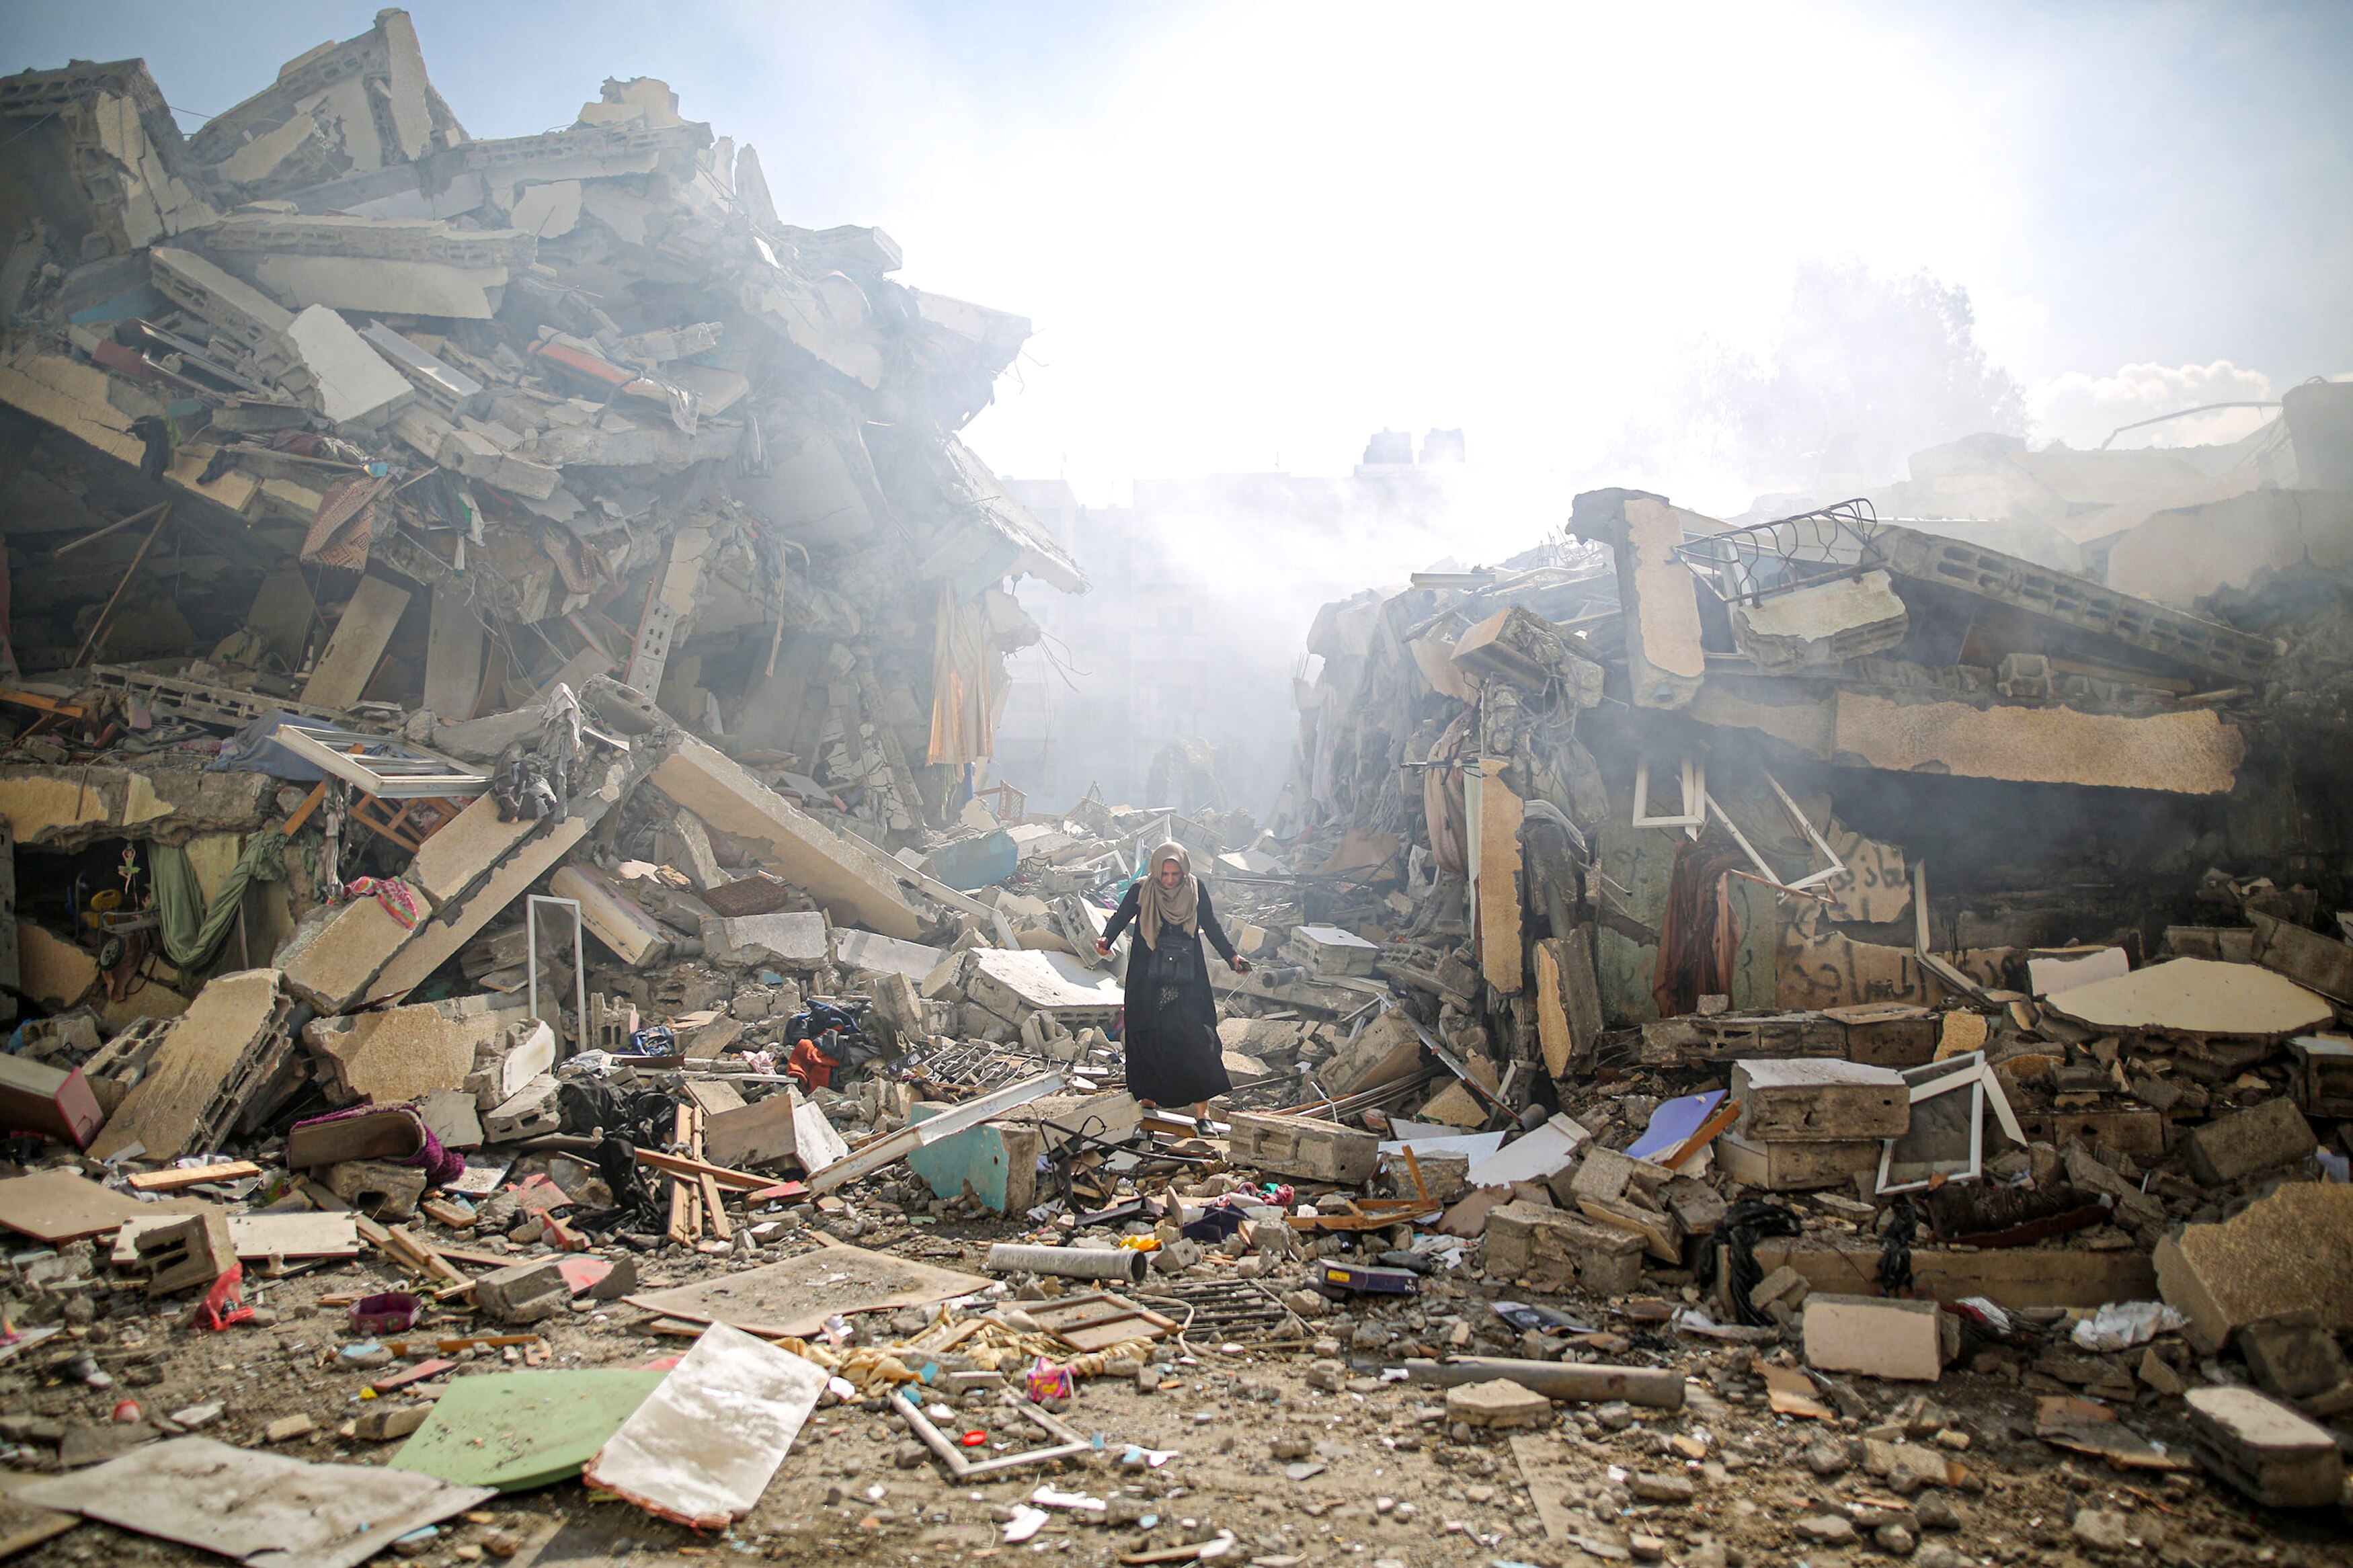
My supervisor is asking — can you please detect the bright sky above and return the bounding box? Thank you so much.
[5,1,2349,525]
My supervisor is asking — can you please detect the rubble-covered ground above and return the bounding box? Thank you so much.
[0,11,2350,1568]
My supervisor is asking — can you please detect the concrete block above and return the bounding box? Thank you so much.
[1562,1145,1642,1206]
[1717,1132,1884,1192]
[1445,1378,1552,1429]
[354,1403,431,1441]
[1484,1199,1644,1297]
[134,1211,235,1296]
[1803,1294,1946,1382]
[2184,1385,2345,1508]
[1751,1264,1810,1313]
[1225,1110,1378,1184]
[483,1073,560,1143]
[2184,1096,2315,1186]
[703,1091,803,1171]
[701,911,830,968]
[1732,1059,1909,1142]
[2236,1311,2352,1403]
[1284,923,1380,978]
[474,1257,569,1324]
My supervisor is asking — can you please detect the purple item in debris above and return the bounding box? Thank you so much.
[349,1291,423,1335]
[286,1103,467,1188]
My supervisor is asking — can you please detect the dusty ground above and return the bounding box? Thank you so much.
[4,1210,2350,1568]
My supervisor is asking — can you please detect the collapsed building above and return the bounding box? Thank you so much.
[0,11,2346,1561]
[0,10,1086,1048]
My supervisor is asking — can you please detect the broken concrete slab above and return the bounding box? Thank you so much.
[701,911,830,968]
[1225,1110,1380,1184]
[1730,571,1909,670]
[835,929,947,983]
[302,995,518,1106]
[623,1241,991,1338]
[549,863,670,967]
[2154,1181,2353,1344]
[2184,1096,2317,1185]
[1316,1008,1424,1098]
[1803,1294,1946,1382]
[2044,957,2334,1039]
[964,947,1123,1028]
[650,737,922,939]
[1716,1132,1883,1192]
[89,970,294,1163]
[1572,489,1707,710]
[13,1436,495,1568]
[1751,1241,2155,1312]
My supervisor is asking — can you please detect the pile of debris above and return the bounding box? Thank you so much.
[0,11,2350,1562]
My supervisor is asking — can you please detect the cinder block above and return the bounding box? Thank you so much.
[1484,1199,1644,1297]
[1225,1110,1378,1184]
[136,1211,237,1296]
[1802,1293,1946,1382]
[2185,1097,2315,1186]
[2184,1385,2345,1508]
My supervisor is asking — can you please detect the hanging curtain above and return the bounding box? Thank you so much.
[149,829,288,972]
[926,585,995,765]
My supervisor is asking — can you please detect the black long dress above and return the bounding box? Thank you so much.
[1103,879,1236,1108]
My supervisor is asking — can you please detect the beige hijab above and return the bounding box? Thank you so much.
[1135,841,1199,949]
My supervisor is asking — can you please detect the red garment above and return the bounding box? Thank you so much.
[785,1036,839,1092]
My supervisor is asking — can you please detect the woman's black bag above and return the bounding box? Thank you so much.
[1145,927,1193,986]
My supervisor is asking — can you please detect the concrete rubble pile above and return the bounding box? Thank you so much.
[0,13,2346,1564]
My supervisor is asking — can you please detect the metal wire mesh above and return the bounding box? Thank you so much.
[1672,497,1886,606]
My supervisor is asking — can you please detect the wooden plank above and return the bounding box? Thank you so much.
[301,575,411,710]
[423,584,485,723]
[125,1161,262,1192]
[1475,760,1524,995]
[635,1146,774,1192]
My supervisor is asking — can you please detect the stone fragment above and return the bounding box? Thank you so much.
[1443,1378,1552,1430]
[2184,1096,2316,1185]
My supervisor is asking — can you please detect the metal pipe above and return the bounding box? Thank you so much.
[984,1243,1148,1284]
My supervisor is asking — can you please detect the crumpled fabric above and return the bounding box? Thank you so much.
[149,829,288,971]
[2071,1300,2187,1352]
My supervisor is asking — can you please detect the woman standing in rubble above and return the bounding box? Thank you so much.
[1096,842,1249,1124]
